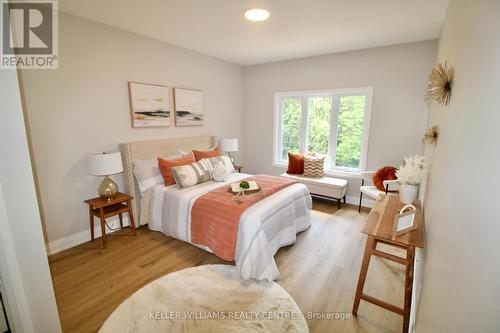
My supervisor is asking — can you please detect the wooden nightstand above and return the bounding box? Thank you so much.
[234,165,243,173]
[84,192,136,248]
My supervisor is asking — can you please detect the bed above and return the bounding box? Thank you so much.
[120,136,312,280]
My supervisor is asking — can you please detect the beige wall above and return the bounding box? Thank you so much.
[242,41,437,202]
[20,13,243,248]
[417,1,500,332]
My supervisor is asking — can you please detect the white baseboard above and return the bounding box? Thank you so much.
[46,215,130,255]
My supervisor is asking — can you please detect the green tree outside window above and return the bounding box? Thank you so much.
[279,94,366,170]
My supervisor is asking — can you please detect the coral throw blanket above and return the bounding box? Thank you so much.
[191,174,298,261]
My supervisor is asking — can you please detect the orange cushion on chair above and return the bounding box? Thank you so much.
[373,166,397,192]
[158,155,196,185]
[287,152,304,174]
[192,148,221,161]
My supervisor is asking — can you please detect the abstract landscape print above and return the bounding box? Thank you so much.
[128,82,171,127]
[173,88,204,126]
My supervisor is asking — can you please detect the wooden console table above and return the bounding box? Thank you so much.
[352,195,425,333]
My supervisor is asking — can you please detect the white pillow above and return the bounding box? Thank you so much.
[132,152,186,194]
[212,162,229,182]
[178,147,216,156]
[176,149,190,156]
[208,155,235,174]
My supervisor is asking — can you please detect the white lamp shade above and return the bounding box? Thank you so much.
[88,152,123,176]
[219,138,238,152]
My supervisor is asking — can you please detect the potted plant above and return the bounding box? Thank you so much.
[396,155,427,204]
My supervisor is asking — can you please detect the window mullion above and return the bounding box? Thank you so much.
[277,96,284,163]
[299,96,309,155]
[359,93,370,171]
[328,94,340,169]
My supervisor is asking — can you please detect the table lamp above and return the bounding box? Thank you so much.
[219,138,238,164]
[87,152,123,200]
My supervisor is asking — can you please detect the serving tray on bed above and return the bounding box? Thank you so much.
[228,181,261,194]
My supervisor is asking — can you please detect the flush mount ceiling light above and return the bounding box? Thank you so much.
[244,8,270,21]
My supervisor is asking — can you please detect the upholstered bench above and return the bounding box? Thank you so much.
[281,173,348,209]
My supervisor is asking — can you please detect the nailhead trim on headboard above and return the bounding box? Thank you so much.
[119,142,140,224]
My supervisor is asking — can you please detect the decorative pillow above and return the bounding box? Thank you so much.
[170,159,213,188]
[287,152,304,174]
[303,156,325,177]
[158,155,196,186]
[133,153,187,194]
[193,148,221,161]
[208,155,235,174]
[212,162,229,182]
[373,166,398,192]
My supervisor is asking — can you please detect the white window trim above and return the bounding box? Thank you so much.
[273,87,374,176]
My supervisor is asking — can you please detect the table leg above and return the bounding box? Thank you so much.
[89,205,94,241]
[128,200,136,235]
[119,213,123,228]
[402,246,415,333]
[99,208,106,249]
[352,235,376,315]
[337,198,341,210]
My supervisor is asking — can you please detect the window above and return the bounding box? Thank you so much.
[274,87,373,173]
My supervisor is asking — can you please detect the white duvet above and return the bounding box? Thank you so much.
[140,173,312,281]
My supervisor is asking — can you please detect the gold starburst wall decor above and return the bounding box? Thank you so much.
[426,62,454,106]
[423,125,439,146]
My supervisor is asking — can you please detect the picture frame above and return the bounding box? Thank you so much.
[173,87,204,126]
[393,204,418,236]
[128,82,171,128]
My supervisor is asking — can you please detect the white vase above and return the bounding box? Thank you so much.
[399,184,418,204]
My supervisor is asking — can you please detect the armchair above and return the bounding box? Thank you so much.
[358,171,399,212]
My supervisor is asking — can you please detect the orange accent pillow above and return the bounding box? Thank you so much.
[373,166,397,192]
[192,148,221,161]
[287,152,304,174]
[158,155,195,185]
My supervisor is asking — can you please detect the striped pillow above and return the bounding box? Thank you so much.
[170,159,212,188]
[303,156,325,177]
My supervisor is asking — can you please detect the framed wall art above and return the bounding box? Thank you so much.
[173,88,204,126]
[128,82,171,128]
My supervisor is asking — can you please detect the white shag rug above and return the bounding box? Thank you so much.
[100,265,309,333]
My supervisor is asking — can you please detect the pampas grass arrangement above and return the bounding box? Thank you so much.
[423,125,439,146]
[426,62,454,105]
[396,155,426,185]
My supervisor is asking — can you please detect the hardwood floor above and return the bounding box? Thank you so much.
[49,201,405,333]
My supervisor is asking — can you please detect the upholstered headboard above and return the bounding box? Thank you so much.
[119,135,215,223]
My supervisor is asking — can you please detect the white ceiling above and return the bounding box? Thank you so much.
[59,0,449,66]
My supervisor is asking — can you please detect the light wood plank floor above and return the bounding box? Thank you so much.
[49,201,405,333]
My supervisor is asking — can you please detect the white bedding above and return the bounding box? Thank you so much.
[140,173,312,281]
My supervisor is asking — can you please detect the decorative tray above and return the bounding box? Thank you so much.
[228,180,261,194]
